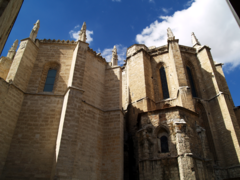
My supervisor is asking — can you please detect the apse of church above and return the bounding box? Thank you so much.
[0,20,240,180]
[122,29,240,180]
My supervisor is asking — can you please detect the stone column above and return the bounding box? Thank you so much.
[197,47,240,167]
[167,29,194,111]
[174,119,197,180]
[52,41,88,179]
[168,39,188,87]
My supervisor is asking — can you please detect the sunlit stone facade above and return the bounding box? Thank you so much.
[0,21,240,180]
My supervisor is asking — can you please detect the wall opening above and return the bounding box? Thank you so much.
[159,66,169,99]
[186,66,197,97]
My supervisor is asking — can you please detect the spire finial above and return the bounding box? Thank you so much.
[167,27,175,40]
[78,22,87,42]
[191,32,201,47]
[7,39,18,60]
[111,45,118,66]
[29,20,40,42]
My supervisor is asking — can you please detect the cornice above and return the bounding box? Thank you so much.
[87,47,107,64]
[149,45,168,56]
[179,45,196,54]
[126,48,150,60]
[38,39,77,45]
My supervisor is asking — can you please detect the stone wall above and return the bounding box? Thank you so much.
[102,111,124,180]
[0,39,124,180]
[82,51,106,109]
[122,67,128,110]
[7,39,39,92]
[124,40,240,179]
[139,159,180,180]
[137,107,215,180]
[234,106,240,127]
[104,67,122,111]
[181,51,203,98]
[1,94,63,179]
[0,79,24,176]
[26,43,75,94]
[0,57,12,80]
[151,53,178,103]
[0,0,23,55]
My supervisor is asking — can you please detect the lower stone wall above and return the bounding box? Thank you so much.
[234,106,240,128]
[1,94,63,180]
[54,89,104,180]
[0,79,24,177]
[102,111,124,180]
[227,166,240,179]
[139,159,180,180]
[0,57,12,80]
[214,165,240,180]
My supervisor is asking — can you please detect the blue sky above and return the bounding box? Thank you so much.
[2,0,240,106]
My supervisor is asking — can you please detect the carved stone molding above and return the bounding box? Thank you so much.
[149,45,168,56]
[39,39,77,44]
[179,45,196,54]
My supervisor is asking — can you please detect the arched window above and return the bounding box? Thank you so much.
[186,66,197,97]
[160,136,169,153]
[43,69,57,92]
[159,66,169,99]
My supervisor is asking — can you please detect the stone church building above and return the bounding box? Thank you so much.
[0,21,240,180]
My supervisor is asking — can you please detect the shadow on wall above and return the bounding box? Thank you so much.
[124,90,143,180]
[124,66,240,180]
[1,45,69,179]
[202,67,239,168]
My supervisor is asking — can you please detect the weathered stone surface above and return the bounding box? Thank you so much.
[0,0,23,55]
[0,25,240,180]
[29,20,40,42]
[122,29,240,180]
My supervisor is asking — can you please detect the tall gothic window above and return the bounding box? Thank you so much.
[186,66,197,97]
[160,136,169,153]
[43,69,57,92]
[160,67,169,99]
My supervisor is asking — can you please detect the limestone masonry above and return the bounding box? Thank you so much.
[0,21,240,180]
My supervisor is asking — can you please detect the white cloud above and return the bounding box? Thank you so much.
[100,44,127,66]
[162,8,169,13]
[86,30,93,44]
[112,0,121,2]
[184,0,194,8]
[149,0,154,3]
[136,0,240,69]
[162,8,172,14]
[74,25,80,29]
[69,26,94,44]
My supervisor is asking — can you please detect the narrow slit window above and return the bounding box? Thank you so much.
[186,66,197,97]
[160,67,170,99]
[160,136,169,153]
[43,69,57,92]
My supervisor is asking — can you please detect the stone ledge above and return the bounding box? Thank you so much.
[149,45,168,56]
[139,105,199,117]
[139,156,178,162]
[38,39,77,44]
[88,47,107,64]
[179,45,196,54]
